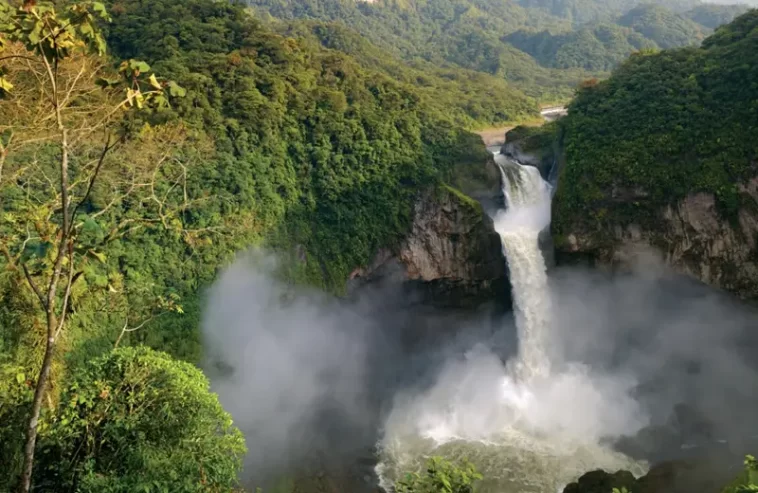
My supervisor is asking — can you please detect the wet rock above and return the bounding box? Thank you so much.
[562,469,636,493]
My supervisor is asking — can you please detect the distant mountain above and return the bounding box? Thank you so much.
[247,0,589,100]
[683,3,750,27]
[247,0,755,100]
[515,0,701,24]
[505,23,657,71]
[618,4,709,48]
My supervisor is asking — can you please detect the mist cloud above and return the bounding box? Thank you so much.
[201,248,758,491]
[201,252,375,483]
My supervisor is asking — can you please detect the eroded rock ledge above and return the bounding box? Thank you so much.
[348,186,508,308]
[557,177,758,299]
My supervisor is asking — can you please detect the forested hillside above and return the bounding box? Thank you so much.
[504,23,657,71]
[247,0,751,96]
[684,3,751,27]
[552,8,758,249]
[517,0,702,24]
[0,0,509,489]
[247,0,588,99]
[618,3,709,48]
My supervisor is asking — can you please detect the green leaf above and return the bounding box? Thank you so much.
[16,373,25,384]
[88,249,107,264]
[168,81,186,98]
[130,60,151,74]
[95,77,118,88]
[92,1,108,16]
[148,73,162,90]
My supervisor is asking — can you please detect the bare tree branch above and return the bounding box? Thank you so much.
[54,250,77,340]
[114,315,155,349]
[22,264,47,310]
[68,133,114,235]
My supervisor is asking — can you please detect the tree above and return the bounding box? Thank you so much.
[395,457,482,493]
[0,2,187,490]
[733,455,758,493]
[33,346,246,492]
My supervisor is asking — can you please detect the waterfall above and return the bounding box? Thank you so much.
[494,154,553,380]
[375,153,646,493]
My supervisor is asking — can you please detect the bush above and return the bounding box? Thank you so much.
[33,346,246,493]
[395,457,482,493]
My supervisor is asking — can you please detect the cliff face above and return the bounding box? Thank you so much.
[349,185,508,308]
[557,177,758,299]
[398,187,505,282]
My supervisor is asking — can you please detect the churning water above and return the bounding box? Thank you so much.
[375,155,647,492]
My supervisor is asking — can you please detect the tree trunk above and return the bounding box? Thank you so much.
[18,123,69,493]
[17,332,56,493]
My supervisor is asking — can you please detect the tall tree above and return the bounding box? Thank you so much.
[0,2,185,490]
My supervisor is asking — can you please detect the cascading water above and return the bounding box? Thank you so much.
[375,153,647,492]
[495,155,553,381]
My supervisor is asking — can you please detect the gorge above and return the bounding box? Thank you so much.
[202,126,758,493]
[2,1,758,492]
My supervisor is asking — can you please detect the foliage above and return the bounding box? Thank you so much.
[0,1,192,490]
[395,457,482,493]
[33,346,246,493]
[505,23,656,72]
[101,0,501,297]
[721,455,758,493]
[516,0,701,25]
[246,0,591,101]
[247,0,735,95]
[553,9,758,243]
[278,20,540,129]
[617,4,708,49]
[684,3,750,29]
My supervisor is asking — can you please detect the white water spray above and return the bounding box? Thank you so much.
[376,153,647,492]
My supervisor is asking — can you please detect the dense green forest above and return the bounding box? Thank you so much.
[0,0,512,489]
[2,0,758,491]
[617,4,708,48]
[516,0,702,24]
[247,0,588,100]
[247,0,751,91]
[504,23,657,71]
[551,8,758,248]
[684,3,751,28]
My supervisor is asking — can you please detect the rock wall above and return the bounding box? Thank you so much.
[558,178,758,299]
[349,186,508,308]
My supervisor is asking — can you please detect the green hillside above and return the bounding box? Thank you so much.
[247,0,749,101]
[618,3,709,48]
[505,23,657,71]
[684,3,751,28]
[553,9,758,241]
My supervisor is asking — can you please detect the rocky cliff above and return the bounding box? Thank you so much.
[501,115,758,300]
[556,177,758,299]
[348,181,508,308]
